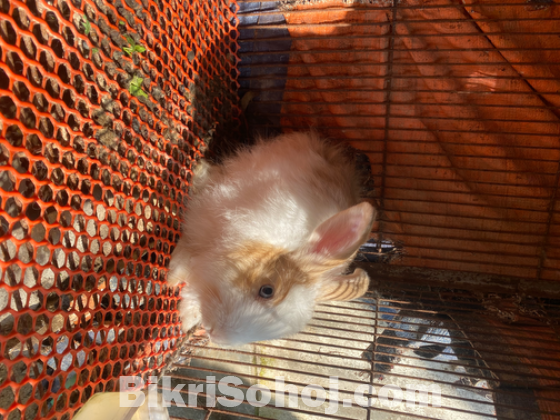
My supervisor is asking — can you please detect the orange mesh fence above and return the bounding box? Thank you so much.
[0,0,239,418]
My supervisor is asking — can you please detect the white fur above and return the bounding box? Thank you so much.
[169,132,369,345]
[198,284,318,346]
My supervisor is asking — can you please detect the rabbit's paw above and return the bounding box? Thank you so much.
[179,287,202,332]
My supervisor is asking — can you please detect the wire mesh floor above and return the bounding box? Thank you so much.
[162,274,560,420]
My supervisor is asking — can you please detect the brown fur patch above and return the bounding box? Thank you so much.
[226,241,365,305]
[226,242,315,305]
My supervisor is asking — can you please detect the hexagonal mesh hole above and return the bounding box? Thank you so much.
[0,0,240,418]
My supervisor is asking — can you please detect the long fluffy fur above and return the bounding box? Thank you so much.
[169,132,375,345]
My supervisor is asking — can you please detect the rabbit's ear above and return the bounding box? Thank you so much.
[308,202,375,261]
[316,268,370,301]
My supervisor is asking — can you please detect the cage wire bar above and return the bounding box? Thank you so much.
[238,0,560,284]
[167,277,560,420]
[2,0,560,419]
[165,0,560,419]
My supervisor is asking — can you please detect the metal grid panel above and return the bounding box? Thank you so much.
[166,276,560,420]
[0,0,239,418]
[237,0,560,283]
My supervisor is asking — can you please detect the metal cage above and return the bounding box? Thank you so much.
[1,0,560,419]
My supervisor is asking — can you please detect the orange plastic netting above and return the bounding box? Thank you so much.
[0,0,239,417]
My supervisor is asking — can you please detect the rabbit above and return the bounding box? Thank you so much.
[168,131,376,345]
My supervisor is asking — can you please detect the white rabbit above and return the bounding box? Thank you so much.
[168,131,376,345]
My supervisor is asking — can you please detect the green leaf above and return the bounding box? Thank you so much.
[135,89,149,99]
[82,15,91,35]
[92,48,99,54]
[129,76,149,99]
[129,76,143,89]
[123,35,146,55]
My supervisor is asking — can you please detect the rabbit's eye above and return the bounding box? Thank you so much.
[259,285,274,299]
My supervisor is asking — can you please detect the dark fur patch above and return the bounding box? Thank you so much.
[227,242,312,305]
